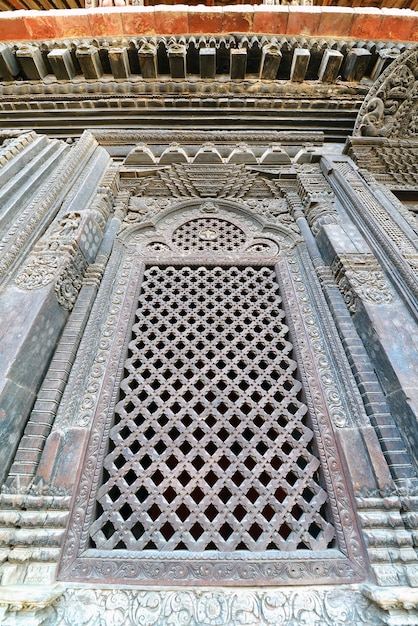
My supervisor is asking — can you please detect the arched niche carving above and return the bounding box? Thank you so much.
[353,46,418,140]
[120,197,301,258]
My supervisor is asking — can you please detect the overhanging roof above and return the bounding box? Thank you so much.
[0,7,416,142]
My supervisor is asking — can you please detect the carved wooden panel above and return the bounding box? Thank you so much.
[89,265,334,554]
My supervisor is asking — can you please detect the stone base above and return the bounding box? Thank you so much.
[0,584,388,625]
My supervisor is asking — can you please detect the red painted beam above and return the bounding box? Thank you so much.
[0,5,416,43]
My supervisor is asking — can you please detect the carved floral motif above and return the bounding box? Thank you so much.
[331,254,394,313]
[45,587,383,626]
[354,47,418,140]
[15,213,82,291]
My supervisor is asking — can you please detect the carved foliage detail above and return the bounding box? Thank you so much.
[47,587,383,626]
[15,212,83,291]
[354,47,418,139]
[331,253,395,313]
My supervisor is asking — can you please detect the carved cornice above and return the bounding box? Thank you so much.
[0,585,63,613]
[0,36,407,89]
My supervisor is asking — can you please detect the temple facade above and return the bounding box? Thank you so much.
[0,6,417,625]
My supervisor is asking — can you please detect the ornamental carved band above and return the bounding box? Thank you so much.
[331,253,394,313]
[49,588,382,626]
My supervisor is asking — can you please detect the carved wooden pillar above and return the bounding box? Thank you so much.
[0,132,114,486]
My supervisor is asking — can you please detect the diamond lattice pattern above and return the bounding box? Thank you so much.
[90,266,335,552]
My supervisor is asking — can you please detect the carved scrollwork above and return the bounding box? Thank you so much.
[47,587,382,626]
[15,211,90,311]
[331,254,395,314]
[54,251,88,311]
[354,47,418,140]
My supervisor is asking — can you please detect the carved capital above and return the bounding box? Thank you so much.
[15,212,88,311]
[331,253,394,313]
[296,165,340,235]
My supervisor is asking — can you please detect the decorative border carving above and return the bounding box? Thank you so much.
[279,254,366,571]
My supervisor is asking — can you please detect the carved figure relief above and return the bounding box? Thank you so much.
[354,47,418,140]
[15,212,82,291]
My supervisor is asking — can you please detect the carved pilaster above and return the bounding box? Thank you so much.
[4,176,124,495]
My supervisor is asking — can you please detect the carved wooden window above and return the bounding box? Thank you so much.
[59,208,366,585]
[90,264,333,553]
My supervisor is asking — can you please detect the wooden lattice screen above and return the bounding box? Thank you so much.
[89,264,335,553]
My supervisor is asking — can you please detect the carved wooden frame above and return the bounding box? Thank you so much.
[58,199,368,585]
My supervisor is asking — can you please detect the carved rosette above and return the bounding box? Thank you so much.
[331,254,395,314]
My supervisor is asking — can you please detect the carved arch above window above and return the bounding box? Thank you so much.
[58,201,367,586]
